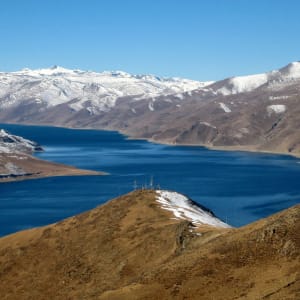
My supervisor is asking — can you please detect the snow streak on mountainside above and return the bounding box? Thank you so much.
[156,190,230,228]
[0,66,212,114]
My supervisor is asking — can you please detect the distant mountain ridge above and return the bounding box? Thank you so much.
[0,62,299,155]
[0,66,211,114]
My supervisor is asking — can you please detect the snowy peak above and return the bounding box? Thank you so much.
[0,129,43,154]
[278,61,300,79]
[0,61,299,117]
[0,66,211,114]
[156,190,231,228]
[211,61,300,95]
[16,66,79,76]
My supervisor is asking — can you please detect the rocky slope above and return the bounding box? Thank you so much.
[0,62,299,156]
[0,129,101,182]
[0,189,299,299]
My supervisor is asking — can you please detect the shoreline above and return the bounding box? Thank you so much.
[0,170,104,183]
[0,153,106,183]
[1,121,300,159]
[125,134,300,159]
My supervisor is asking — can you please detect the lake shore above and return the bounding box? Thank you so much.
[125,134,300,159]
[2,121,300,159]
[0,153,105,183]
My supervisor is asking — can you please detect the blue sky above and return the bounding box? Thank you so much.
[0,0,299,80]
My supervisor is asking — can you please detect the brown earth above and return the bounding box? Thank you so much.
[1,63,300,157]
[0,153,103,183]
[1,85,299,157]
[0,190,299,299]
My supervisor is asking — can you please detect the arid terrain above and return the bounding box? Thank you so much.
[0,153,101,182]
[0,190,299,299]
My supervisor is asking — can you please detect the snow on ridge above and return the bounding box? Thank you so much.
[148,101,154,111]
[269,95,290,101]
[215,61,300,96]
[229,73,268,94]
[267,104,286,115]
[219,102,231,113]
[280,61,300,79]
[0,67,211,114]
[156,190,231,228]
[0,129,42,154]
[14,66,79,76]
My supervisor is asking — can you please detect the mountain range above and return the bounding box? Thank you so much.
[0,62,299,155]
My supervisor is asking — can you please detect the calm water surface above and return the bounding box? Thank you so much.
[1,123,300,236]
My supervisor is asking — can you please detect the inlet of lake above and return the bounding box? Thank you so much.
[1,123,300,236]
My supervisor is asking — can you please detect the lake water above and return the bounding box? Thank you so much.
[1,123,300,236]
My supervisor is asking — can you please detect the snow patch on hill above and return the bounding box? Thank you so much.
[156,190,231,228]
[267,104,286,115]
[230,73,268,94]
[219,102,232,113]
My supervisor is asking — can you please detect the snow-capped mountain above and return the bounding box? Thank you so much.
[208,61,300,95]
[0,62,299,156]
[0,66,212,114]
[0,129,43,154]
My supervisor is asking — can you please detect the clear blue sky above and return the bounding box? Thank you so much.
[0,0,299,80]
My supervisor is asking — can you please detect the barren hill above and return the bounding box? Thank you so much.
[0,190,299,299]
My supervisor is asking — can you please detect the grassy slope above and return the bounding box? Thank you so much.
[0,190,299,299]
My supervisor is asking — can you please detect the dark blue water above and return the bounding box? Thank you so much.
[1,123,300,236]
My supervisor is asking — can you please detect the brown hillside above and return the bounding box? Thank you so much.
[0,153,102,182]
[0,190,299,299]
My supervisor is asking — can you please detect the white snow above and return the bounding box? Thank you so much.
[269,95,290,101]
[148,101,154,111]
[199,121,217,129]
[216,62,300,96]
[0,129,41,154]
[156,190,231,228]
[280,62,300,80]
[267,104,286,115]
[216,73,268,95]
[1,62,299,115]
[219,102,232,113]
[230,74,268,94]
[0,67,212,114]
